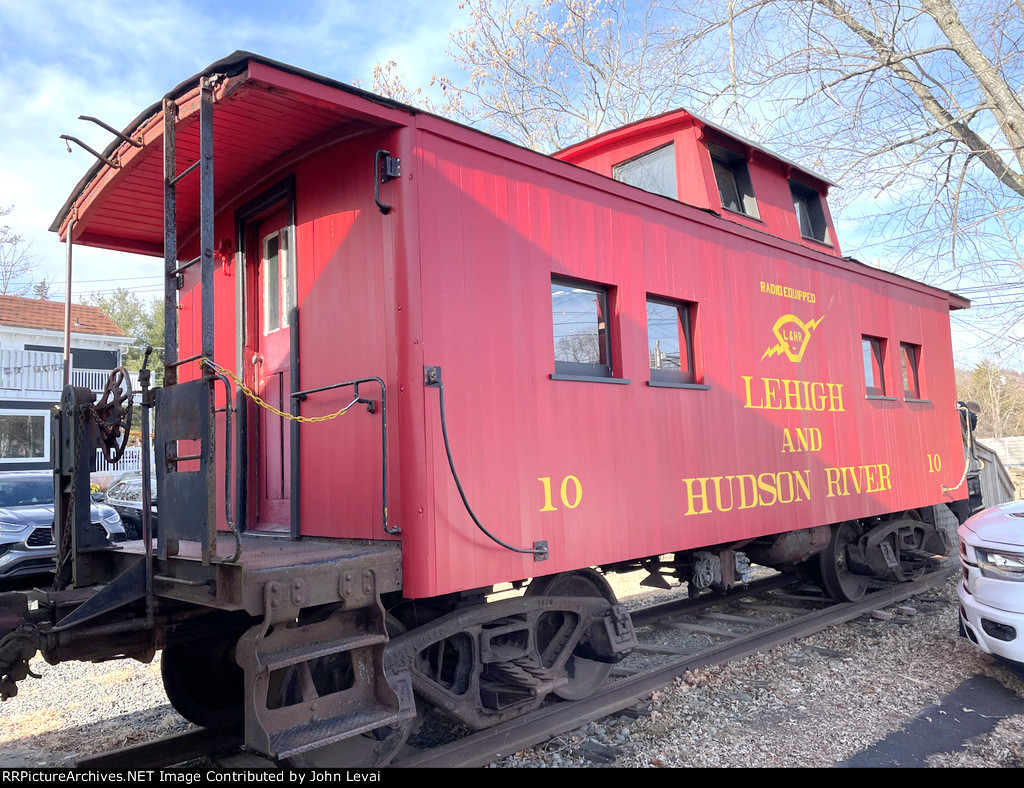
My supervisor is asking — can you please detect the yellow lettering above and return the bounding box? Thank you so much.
[878,463,891,491]
[742,376,762,409]
[793,470,811,501]
[538,477,557,512]
[757,473,778,507]
[845,465,862,495]
[740,376,845,413]
[682,477,712,515]
[682,469,813,514]
[711,476,734,512]
[811,382,826,410]
[828,383,845,412]
[560,475,582,508]
[783,379,801,410]
[738,474,759,509]
[825,467,844,498]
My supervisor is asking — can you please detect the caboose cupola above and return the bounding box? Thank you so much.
[555,108,841,252]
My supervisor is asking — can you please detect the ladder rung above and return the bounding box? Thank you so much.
[168,158,200,186]
[261,632,388,673]
[171,255,201,277]
[167,352,203,368]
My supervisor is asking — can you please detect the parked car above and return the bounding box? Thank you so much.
[103,473,156,541]
[958,501,1024,668]
[0,471,127,579]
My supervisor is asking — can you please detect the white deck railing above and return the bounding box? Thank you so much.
[0,349,135,400]
[94,444,153,475]
[0,349,64,395]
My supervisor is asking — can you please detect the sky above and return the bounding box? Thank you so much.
[0,0,469,301]
[0,0,1006,368]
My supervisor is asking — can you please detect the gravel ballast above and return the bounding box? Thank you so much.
[2,573,1023,768]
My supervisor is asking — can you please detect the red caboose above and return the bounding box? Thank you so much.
[3,52,976,763]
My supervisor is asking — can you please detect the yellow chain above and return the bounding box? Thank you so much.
[199,357,352,424]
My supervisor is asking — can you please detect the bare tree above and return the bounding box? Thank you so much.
[365,60,465,117]
[0,205,37,296]
[374,1,1024,357]
[447,0,715,151]
[675,0,1024,353]
[957,360,1024,439]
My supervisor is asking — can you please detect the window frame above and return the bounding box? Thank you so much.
[646,296,697,385]
[611,143,678,201]
[0,409,50,464]
[862,335,887,397]
[550,277,616,380]
[900,342,922,400]
[709,144,759,218]
[790,179,830,244]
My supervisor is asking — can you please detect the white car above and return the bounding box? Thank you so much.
[958,501,1024,666]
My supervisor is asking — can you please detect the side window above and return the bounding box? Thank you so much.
[647,297,696,385]
[0,410,50,462]
[900,342,922,399]
[612,143,677,200]
[790,180,829,243]
[862,335,887,397]
[551,278,613,378]
[709,144,758,218]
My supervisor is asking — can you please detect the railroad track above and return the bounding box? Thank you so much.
[75,568,953,770]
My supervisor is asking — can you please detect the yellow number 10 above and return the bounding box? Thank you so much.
[539,475,583,512]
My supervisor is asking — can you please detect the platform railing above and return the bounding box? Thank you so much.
[0,349,64,395]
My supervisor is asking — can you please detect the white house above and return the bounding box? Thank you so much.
[0,295,127,471]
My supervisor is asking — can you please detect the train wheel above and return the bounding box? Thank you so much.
[526,569,617,701]
[161,637,244,731]
[819,522,870,602]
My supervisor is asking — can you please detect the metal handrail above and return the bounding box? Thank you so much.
[292,377,396,534]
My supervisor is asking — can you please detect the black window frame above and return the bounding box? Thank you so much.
[900,342,922,399]
[862,335,887,397]
[646,296,697,385]
[612,143,678,200]
[709,144,759,218]
[551,277,615,379]
[790,179,830,244]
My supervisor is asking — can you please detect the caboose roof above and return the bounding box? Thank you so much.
[50,51,420,255]
[555,107,838,190]
[50,52,969,311]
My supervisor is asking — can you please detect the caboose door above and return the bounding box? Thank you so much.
[244,208,292,533]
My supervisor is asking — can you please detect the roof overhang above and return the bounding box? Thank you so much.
[51,52,418,257]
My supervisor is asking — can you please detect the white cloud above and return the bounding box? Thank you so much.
[0,0,469,296]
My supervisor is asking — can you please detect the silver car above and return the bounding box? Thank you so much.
[0,472,127,580]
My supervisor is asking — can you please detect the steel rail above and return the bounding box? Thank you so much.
[393,568,954,768]
[67,568,953,770]
[73,728,243,769]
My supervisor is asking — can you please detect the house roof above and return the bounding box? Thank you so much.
[0,295,126,337]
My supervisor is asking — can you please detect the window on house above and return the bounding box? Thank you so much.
[900,342,921,399]
[551,278,613,378]
[790,180,829,243]
[612,143,677,200]
[862,336,887,397]
[647,297,696,384]
[0,411,49,463]
[709,144,758,218]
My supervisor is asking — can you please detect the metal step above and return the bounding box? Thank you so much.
[236,581,413,760]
